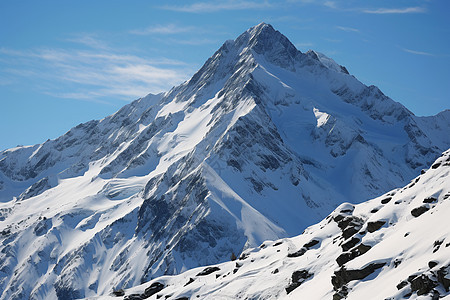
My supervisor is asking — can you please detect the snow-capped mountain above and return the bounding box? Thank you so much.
[0,23,448,299]
[91,149,450,300]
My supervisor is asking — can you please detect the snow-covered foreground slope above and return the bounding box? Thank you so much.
[0,23,449,299]
[93,149,450,300]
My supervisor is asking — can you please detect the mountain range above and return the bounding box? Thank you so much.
[0,23,449,299]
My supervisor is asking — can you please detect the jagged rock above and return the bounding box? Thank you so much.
[331,263,385,290]
[303,239,319,249]
[437,266,450,292]
[33,218,52,236]
[411,206,430,217]
[196,267,221,276]
[143,282,165,298]
[287,248,307,258]
[409,274,437,296]
[342,237,360,251]
[397,280,408,290]
[381,197,392,204]
[429,261,439,269]
[184,278,195,287]
[433,239,444,253]
[432,162,441,169]
[112,289,125,296]
[124,294,143,300]
[285,270,313,294]
[367,221,386,233]
[423,196,437,203]
[336,244,371,266]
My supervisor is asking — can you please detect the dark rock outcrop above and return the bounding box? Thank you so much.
[285,270,313,294]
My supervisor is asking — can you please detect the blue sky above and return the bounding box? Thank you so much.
[1,0,449,151]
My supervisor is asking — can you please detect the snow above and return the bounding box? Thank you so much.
[0,23,448,300]
[91,149,450,300]
[313,108,330,127]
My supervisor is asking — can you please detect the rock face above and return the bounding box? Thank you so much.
[0,23,449,299]
[90,149,450,300]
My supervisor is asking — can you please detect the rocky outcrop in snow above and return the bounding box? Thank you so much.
[90,149,450,300]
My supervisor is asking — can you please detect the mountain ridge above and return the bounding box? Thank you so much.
[89,148,450,300]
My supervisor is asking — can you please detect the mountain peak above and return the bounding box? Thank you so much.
[226,22,300,71]
[248,22,275,37]
[246,23,298,55]
[306,50,350,74]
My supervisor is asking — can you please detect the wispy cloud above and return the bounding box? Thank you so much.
[288,1,428,15]
[363,6,426,14]
[66,34,111,50]
[402,47,434,56]
[295,42,314,49]
[0,43,194,102]
[336,26,359,33]
[130,24,197,35]
[323,1,337,9]
[160,0,271,13]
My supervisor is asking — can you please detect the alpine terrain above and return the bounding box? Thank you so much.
[0,23,448,299]
[91,149,450,300]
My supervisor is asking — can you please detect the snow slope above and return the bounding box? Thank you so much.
[92,148,450,300]
[0,23,449,299]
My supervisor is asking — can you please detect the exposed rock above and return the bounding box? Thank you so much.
[428,261,438,269]
[287,247,307,258]
[341,237,360,252]
[33,218,52,236]
[437,266,450,292]
[112,289,125,297]
[336,244,371,266]
[410,274,437,296]
[411,206,430,217]
[342,227,359,240]
[125,294,143,300]
[331,263,385,290]
[285,270,313,294]
[367,221,386,233]
[303,239,320,249]
[397,280,408,290]
[423,196,437,203]
[196,267,221,276]
[381,197,392,204]
[432,162,441,169]
[143,282,165,298]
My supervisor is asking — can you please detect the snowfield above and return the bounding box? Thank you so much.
[92,149,450,300]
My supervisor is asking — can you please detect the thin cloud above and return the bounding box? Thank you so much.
[160,0,271,13]
[169,37,217,46]
[323,1,337,9]
[402,47,434,56]
[0,46,194,102]
[363,6,425,14]
[66,34,110,50]
[130,24,197,35]
[295,42,314,49]
[336,26,359,33]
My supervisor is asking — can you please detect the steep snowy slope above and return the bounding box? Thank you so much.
[92,149,450,300]
[0,23,449,299]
